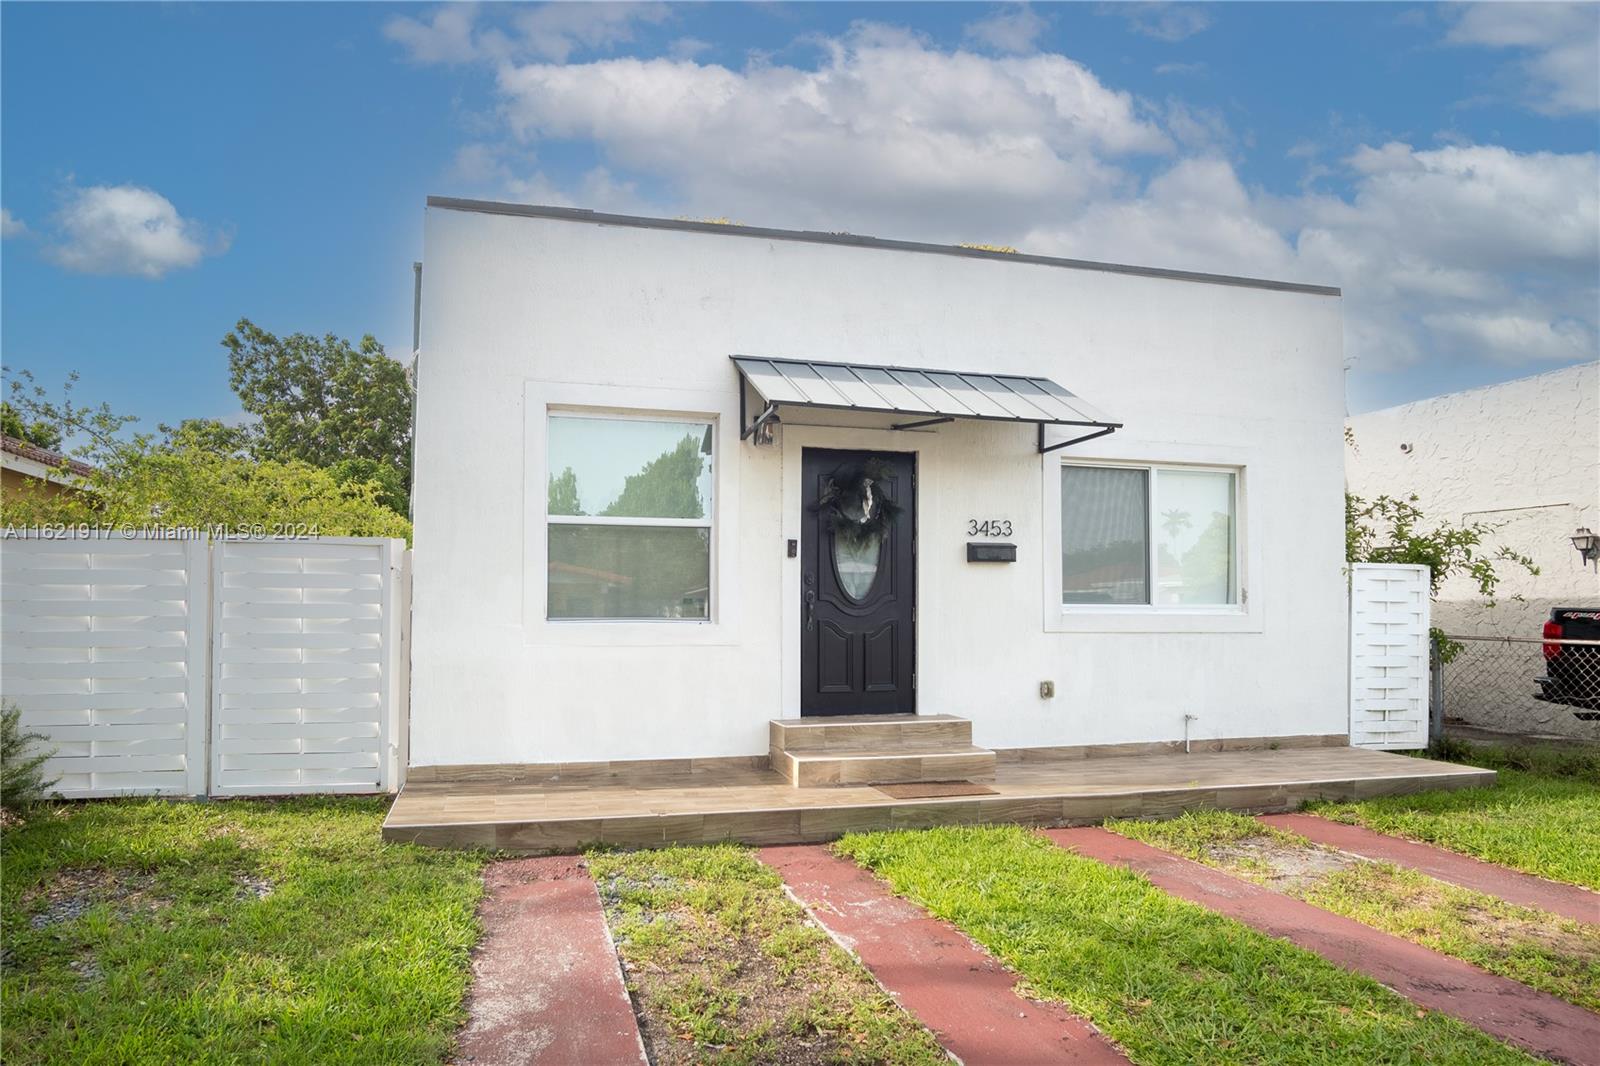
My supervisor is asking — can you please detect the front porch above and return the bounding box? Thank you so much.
[382,732,1495,852]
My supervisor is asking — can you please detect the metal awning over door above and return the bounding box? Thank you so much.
[732,355,1121,453]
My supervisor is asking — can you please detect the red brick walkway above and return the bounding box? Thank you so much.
[454,857,646,1066]
[1045,828,1600,1066]
[760,844,1128,1065]
[1260,812,1600,925]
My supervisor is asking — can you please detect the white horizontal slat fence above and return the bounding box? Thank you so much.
[1,533,408,797]
[210,538,406,796]
[2,536,208,797]
[1349,562,1431,750]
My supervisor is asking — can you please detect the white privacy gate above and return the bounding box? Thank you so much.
[1,534,408,798]
[2,538,209,797]
[1349,562,1431,750]
[211,538,407,796]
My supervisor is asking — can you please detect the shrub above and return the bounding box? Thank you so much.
[1,701,58,812]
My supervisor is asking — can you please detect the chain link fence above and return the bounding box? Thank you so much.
[1437,634,1600,741]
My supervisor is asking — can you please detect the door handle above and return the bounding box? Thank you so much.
[804,579,817,632]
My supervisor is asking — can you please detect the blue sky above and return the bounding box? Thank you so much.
[3,2,1596,430]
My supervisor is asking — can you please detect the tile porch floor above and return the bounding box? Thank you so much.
[382,746,1494,853]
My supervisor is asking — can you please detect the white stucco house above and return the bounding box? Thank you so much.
[405,198,1351,778]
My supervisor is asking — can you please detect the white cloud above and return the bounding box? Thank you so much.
[44,184,224,279]
[1022,142,1598,371]
[1421,311,1594,364]
[668,36,712,61]
[0,208,26,238]
[963,4,1049,54]
[494,23,1170,236]
[1022,157,1299,280]
[384,3,481,65]
[1444,2,1600,114]
[385,2,672,65]
[1105,3,1213,42]
[515,2,671,62]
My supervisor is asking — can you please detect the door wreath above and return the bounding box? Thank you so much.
[811,458,902,547]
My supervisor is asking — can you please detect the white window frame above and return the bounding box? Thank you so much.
[1043,446,1262,634]
[545,410,717,624]
[522,379,741,647]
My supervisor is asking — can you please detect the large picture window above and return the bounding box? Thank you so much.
[547,413,714,621]
[1061,463,1237,607]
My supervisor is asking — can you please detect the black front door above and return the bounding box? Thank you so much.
[800,449,916,716]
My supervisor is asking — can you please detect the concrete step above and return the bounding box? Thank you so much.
[768,714,972,752]
[771,743,997,787]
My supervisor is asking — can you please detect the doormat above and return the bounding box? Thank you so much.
[875,781,998,799]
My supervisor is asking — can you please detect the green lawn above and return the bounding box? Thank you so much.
[837,825,1535,1066]
[1310,763,1600,891]
[1109,810,1600,1012]
[1,798,485,1066]
[588,844,945,1066]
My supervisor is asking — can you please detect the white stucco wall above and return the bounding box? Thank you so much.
[1346,363,1600,737]
[409,204,1349,768]
[1346,362,1600,630]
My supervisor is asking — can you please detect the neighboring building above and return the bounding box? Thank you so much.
[406,199,1348,774]
[1,434,94,499]
[1346,363,1600,737]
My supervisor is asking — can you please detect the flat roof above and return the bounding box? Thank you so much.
[426,196,1342,298]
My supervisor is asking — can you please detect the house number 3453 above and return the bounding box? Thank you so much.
[967,519,1013,537]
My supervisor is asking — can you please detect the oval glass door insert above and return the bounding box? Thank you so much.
[833,531,883,601]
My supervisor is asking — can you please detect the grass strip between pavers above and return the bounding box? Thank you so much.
[1,797,485,1066]
[587,843,947,1066]
[1309,768,1600,891]
[1109,810,1600,1012]
[837,824,1538,1066]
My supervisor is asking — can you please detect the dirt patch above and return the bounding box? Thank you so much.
[234,872,275,901]
[69,953,104,983]
[24,867,169,929]
[1348,865,1600,964]
[593,858,934,1066]
[484,855,588,889]
[1207,837,1364,892]
[606,908,859,1066]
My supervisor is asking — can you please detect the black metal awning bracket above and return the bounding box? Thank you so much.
[1037,422,1118,454]
[741,400,780,441]
[891,416,955,431]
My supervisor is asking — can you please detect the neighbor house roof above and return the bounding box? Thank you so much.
[427,196,1342,298]
[1,434,97,483]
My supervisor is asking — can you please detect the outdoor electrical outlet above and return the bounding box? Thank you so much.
[1039,681,1055,699]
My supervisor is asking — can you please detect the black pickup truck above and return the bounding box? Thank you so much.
[1537,607,1600,720]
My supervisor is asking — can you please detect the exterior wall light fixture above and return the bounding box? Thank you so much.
[1571,527,1599,570]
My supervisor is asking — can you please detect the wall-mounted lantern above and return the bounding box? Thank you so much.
[1571,527,1599,570]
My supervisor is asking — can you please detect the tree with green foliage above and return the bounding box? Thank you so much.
[602,433,706,519]
[1345,492,1537,600]
[326,457,409,516]
[5,368,139,469]
[3,440,410,540]
[223,318,413,509]
[547,467,582,515]
[1,373,409,540]
[1346,491,1537,658]
[1,400,63,451]
[157,417,255,460]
